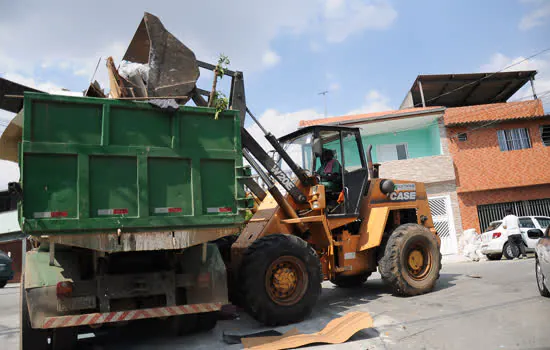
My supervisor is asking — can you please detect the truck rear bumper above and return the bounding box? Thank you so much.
[40,302,223,329]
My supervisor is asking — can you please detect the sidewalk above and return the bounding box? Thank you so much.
[442,254,471,264]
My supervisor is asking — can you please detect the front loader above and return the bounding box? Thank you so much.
[118,12,443,327]
[229,123,442,325]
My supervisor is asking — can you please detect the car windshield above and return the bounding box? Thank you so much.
[485,222,501,232]
[535,217,550,229]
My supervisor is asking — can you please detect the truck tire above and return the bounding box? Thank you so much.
[378,224,442,296]
[240,234,322,326]
[503,242,519,260]
[331,272,371,288]
[214,235,241,305]
[20,275,49,350]
[196,311,219,332]
[486,253,502,261]
[51,327,78,350]
[170,311,219,335]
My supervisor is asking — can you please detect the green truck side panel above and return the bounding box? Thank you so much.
[20,92,245,235]
[89,156,139,217]
[23,154,79,219]
[201,160,236,214]
[148,158,193,216]
[30,101,102,144]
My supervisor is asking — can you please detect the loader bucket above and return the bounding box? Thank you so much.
[123,12,200,98]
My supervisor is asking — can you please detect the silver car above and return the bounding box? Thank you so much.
[535,225,550,297]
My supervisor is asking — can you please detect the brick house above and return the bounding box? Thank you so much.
[300,106,463,256]
[444,99,549,233]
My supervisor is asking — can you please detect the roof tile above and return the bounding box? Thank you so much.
[444,100,544,125]
[299,106,442,127]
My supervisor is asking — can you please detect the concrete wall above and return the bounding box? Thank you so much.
[0,211,19,234]
[378,155,455,184]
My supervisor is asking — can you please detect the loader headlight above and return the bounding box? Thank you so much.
[380,179,395,194]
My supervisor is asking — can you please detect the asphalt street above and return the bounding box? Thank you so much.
[1,258,548,349]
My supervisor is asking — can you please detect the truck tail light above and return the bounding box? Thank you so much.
[492,232,501,239]
[56,281,73,298]
[197,272,210,288]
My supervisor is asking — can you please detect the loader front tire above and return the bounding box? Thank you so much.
[240,234,322,326]
[379,224,441,296]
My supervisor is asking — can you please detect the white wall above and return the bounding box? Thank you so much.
[0,210,20,234]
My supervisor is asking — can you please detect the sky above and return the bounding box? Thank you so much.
[0,0,549,188]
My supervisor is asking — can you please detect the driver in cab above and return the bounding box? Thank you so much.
[316,148,342,194]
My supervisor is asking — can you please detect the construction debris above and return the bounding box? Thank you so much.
[241,312,374,350]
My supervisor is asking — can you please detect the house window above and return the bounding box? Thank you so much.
[497,128,531,151]
[541,125,550,146]
[457,133,467,142]
[376,143,408,162]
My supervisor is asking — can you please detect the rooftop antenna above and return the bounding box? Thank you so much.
[318,90,329,117]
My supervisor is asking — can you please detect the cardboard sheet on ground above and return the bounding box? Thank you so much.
[242,311,373,350]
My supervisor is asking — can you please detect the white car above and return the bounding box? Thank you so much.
[480,216,550,260]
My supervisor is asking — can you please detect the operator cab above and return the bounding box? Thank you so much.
[278,125,369,217]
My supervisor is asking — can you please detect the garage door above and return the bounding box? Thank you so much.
[477,198,550,232]
[429,195,458,255]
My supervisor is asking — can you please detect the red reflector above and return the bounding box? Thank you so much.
[492,232,501,239]
[113,209,129,215]
[219,207,232,213]
[56,281,73,298]
[51,211,68,218]
[168,207,182,213]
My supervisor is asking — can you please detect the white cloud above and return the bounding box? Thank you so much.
[323,0,398,43]
[247,108,322,151]
[329,82,341,91]
[309,41,322,52]
[262,50,281,68]
[0,1,397,91]
[480,52,550,106]
[2,72,64,93]
[347,89,393,115]
[519,0,550,31]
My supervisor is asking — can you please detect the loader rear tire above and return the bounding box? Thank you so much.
[331,272,371,288]
[379,224,441,296]
[240,234,322,326]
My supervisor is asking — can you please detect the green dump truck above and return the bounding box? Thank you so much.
[14,92,252,349]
